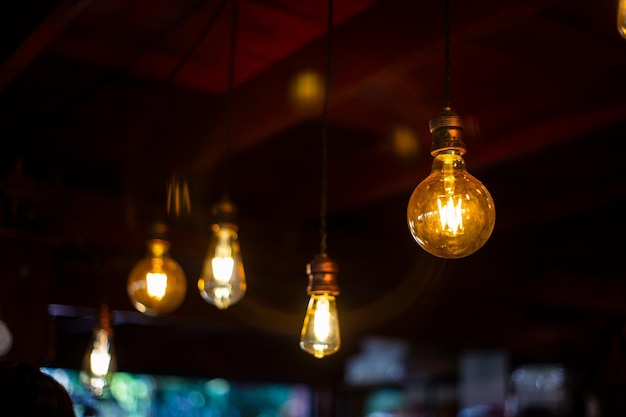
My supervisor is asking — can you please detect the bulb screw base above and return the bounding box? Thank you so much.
[307,253,340,295]
[150,222,168,240]
[429,107,466,156]
[212,198,238,227]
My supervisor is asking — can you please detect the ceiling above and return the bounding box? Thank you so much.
[0,0,625,384]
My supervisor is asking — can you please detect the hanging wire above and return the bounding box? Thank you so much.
[443,0,451,108]
[45,0,226,122]
[223,0,238,200]
[320,0,333,255]
[165,0,231,216]
[165,0,230,83]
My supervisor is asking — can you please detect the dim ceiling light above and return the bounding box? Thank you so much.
[127,223,187,316]
[80,304,116,397]
[407,0,495,259]
[198,199,246,309]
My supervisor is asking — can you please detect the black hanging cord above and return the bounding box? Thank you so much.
[161,0,235,199]
[320,0,333,255]
[223,0,238,200]
[166,0,230,83]
[46,0,225,122]
[443,0,451,108]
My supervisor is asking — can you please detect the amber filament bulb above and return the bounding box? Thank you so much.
[407,151,495,258]
[198,223,246,310]
[80,305,116,397]
[300,293,340,359]
[127,239,187,316]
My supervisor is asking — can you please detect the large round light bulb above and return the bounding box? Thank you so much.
[408,151,495,258]
[127,239,187,316]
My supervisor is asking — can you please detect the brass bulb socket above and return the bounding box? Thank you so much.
[150,222,168,240]
[306,253,340,296]
[212,198,238,225]
[429,107,466,155]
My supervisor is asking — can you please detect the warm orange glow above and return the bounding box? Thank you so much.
[127,239,187,316]
[289,70,323,111]
[408,152,495,258]
[300,293,340,359]
[391,125,420,159]
[198,224,246,310]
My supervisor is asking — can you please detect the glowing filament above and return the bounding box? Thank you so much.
[89,330,111,376]
[300,293,340,359]
[313,296,331,342]
[146,272,167,299]
[437,196,464,235]
[212,231,235,282]
[212,257,235,282]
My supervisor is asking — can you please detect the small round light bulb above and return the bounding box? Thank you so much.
[127,239,187,316]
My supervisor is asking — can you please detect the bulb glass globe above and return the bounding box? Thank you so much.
[407,152,495,258]
[300,293,340,359]
[127,239,187,316]
[80,327,115,397]
[198,224,246,310]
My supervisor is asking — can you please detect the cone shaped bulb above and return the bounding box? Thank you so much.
[300,293,340,359]
[80,328,115,397]
[198,224,246,309]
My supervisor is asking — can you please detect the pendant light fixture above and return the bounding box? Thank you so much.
[127,222,187,315]
[198,0,246,310]
[80,304,116,397]
[407,0,495,259]
[299,0,341,359]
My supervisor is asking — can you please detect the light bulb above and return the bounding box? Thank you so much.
[299,254,341,359]
[127,238,187,316]
[300,293,340,359]
[198,200,246,310]
[407,108,495,259]
[617,0,626,39]
[80,305,115,397]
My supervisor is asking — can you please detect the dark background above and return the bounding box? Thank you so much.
[0,0,625,413]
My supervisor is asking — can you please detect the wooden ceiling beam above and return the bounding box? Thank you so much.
[180,0,559,176]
